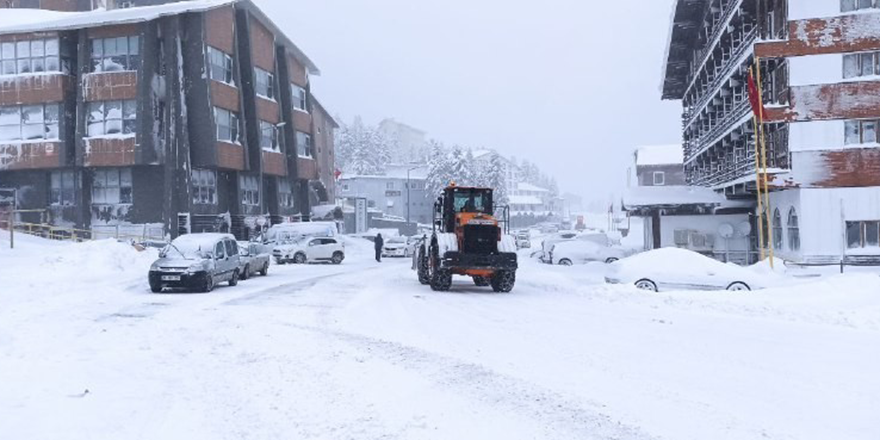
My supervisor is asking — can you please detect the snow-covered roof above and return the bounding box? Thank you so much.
[0,0,320,75]
[509,195,542,205]
[635,144,684,166]
[343,165,428,181]
[517,182,550,193]
[622,186,751,210]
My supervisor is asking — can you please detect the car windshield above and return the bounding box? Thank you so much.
[164,240,211,259]
[388,237,406,244]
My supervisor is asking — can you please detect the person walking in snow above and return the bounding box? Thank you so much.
[374,233,384,263]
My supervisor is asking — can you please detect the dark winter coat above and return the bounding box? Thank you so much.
[374,235,384,250]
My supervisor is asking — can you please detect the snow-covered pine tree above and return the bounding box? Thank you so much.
[485,153,509,205]
[336,116,389,176]
[447,145,472,186]
[426,140,451,198]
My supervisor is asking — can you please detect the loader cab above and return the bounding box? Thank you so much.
[437,186,494,233]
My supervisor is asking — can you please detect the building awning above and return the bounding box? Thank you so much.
[623,186,752,215]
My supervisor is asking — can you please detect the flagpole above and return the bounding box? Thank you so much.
[749,66,766,262]
[754,57,775,268]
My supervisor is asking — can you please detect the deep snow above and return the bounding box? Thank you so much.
[0,235,878,440]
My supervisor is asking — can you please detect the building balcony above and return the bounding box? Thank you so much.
[686,99,751,163]
[82,135,136,167]
[0,73,73,106]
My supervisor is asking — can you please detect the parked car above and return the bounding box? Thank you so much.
[263,221,339,246]
[539,230,582,262]
[273,236,345,264]
[148,233,241,293]
[515,231,531,249]
[382,236,412,257]
[548,239,630,265]
[237,241,271,280]
[605,247,784,292]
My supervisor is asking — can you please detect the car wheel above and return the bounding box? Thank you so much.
[605,257,619,264]
[241,265,250,281]
[726,282,751,292]
[490,270,516,293]
[293,253,307,264]
[229,270,239,287]
[260,263,268,276]
[635,279,658,292]
[203,275,215,293]
[275,258,286,265]
[558,258,573,266]
[331,252,344,265]
[150,284,162,293]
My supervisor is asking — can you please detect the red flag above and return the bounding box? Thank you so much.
[747,68,765,119]
[334,169,342,180]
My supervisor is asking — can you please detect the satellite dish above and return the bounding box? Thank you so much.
[718,223,735,239]
[737,221,752,237]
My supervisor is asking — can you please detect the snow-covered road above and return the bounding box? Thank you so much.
[1,236,879,440]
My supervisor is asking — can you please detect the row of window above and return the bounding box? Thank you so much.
[87,100,137,137]
[48,168,298,208]
[843,52,880,79]
[1,39,63,76]
[770,208,801,252]
[847,220,880,249]
[841,0,879,12]
[214,107,312,157]
[91,36,140,73]
[0,104,60,142]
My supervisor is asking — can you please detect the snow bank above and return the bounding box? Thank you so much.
[0,235,156,291]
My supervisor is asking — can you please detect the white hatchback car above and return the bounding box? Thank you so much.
[273,236,345,265]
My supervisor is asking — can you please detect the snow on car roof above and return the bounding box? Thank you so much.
[635,144,684,166]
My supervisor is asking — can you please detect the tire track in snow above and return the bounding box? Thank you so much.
[282,321,658,440]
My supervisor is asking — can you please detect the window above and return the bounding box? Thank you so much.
[50,170,76,206]
[842,0,878,12]
[213,107,240,143]
[224,239,237,257]
[772,209,783,250]
[296,131,312,158]
[240,175,260,206]
[92,168,132,205]
[206,46,234,85]
[278,179,294,208]
[192,169,217,205]
[846,220,880,248]
[0,104,59,141]
[845,52,880,78]
[254,67,275,99]
[788,208,800,252]
[292,85,307,112]
[259,120,279,151]
[342,184,350,192]
[87,100,136,137]
[653,171,666,186]
[90,36,140,72]
[1,38,61,75]
[386,182,395,190]
[844,119,880,144]
[214,241,225,259]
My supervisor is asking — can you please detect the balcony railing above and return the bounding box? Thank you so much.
[684,28,758,130]
[685,99,751,163]
[687,0,746,93]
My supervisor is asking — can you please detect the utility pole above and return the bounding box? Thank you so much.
[406,165,420,225]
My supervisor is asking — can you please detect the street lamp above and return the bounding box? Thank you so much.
[406,165,420,225]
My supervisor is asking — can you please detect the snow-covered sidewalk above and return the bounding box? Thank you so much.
[0,236,878,440]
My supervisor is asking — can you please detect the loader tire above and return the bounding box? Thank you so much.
[417,245,430,285]
[491,270,515,293]
[430,269,452,291]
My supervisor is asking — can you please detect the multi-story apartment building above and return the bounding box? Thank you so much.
[338,164,431,225]
[0,0,336,240]
[663,0,880,264]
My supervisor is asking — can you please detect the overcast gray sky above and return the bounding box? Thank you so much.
[254,0,682,203]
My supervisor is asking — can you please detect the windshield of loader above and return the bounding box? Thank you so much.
[452,189,491,214]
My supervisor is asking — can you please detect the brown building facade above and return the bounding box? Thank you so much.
[0,0,337,240]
